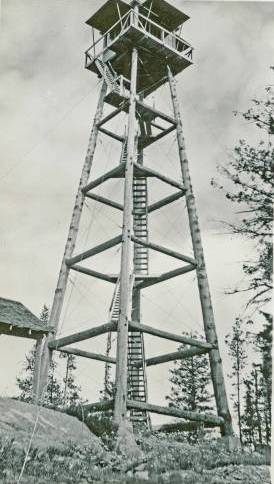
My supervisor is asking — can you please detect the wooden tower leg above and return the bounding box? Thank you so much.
[167,67,234,436]
[34,81,107,402]
[114,47,138,426]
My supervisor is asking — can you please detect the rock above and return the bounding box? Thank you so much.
[0,397,100,450]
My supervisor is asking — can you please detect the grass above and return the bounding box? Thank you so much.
[0,432,270,483]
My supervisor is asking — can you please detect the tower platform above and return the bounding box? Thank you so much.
[85,1,193,97]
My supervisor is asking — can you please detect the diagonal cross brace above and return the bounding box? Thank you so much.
[66,235,122,266]
[129,320,214,350]
[131,236,196,265]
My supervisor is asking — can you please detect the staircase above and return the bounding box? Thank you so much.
[95,58,120,94]
[127,173,150,429]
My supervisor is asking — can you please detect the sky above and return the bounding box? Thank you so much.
[0,0,273,426]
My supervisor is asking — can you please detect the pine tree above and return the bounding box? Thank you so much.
[59,353,83,407]
[255,312,272,444]
[212,74,273,307]
[242,377,256,445]
[16,345,36,402]
[166,333,213,442]
[225,318,250,443]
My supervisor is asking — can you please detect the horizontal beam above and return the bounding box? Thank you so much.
[135,264,196,290]
[131,236,196,265]
[57,346,116,364]
[136,100,176,125]
[142,125,176,149]
[82,163,125,193]
[148,191,184,213]
[133,163,184,190]
[70,264,117,284]
[83,399,114,413]
[66,235,122,266]
[129,320,214,350]
[134,347,209,368]
[48,321,117,349]
[98,126,125,143]
[155,421,220,433]
[85,192,123,211]
[127,400,224,426]
[97,104,127,128]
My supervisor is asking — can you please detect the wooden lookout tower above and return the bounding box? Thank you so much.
[36,0,234,437]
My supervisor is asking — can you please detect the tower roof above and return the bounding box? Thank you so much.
[86,0,189,34]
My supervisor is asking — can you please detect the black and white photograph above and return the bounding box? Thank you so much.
[0,0,273,482]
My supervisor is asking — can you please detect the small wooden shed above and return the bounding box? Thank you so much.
[0,297,51,340]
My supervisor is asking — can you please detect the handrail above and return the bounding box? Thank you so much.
[137,11,192,49]
[85,9,193,64]
[85,10,131,55]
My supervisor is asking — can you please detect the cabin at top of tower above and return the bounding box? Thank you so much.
[85,0,193,102]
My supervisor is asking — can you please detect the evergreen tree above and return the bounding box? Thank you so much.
[59,353,83,407]
[225,318,250,443]
[16,345,36,403]
[212,74,273,307]
[255,312,272,444]
[166,333,213,442]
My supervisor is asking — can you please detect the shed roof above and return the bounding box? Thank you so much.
[0,297,51,340]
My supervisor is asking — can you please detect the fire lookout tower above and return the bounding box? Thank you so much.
[36,0,234,437]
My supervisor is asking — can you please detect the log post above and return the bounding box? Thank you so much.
[35,81,107,401]
[113,47,138,426]
[167,66,234,436]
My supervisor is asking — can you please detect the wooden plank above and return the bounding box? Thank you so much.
[82,163,125,193]
[131,236,196,265]
[57,346,116,364]
[66,235,122,266]
[85,192,124,211]
[135,264,196,290]
[48,321,117,349]
[127,400,224,426]
[129,321,214,350]
[134,347,209,368]
[148,191,184,213]
[168,66,234,436]
[98,126,125,143]
[70,264,117,284]
[114,47,138,426]
[133,163,184,190]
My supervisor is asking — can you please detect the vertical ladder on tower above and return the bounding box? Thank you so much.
[127,172,150,429]
[104,280,120,399]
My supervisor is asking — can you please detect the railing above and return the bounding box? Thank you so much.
[85,10,193,68]
[137,12,193,59]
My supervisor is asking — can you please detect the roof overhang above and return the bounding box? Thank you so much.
[86,0,131,33]
[140,0,189,31]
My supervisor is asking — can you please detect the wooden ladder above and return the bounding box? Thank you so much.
[127,174,150,429]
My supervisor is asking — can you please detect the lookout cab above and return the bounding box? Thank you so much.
[85,0,193,107]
